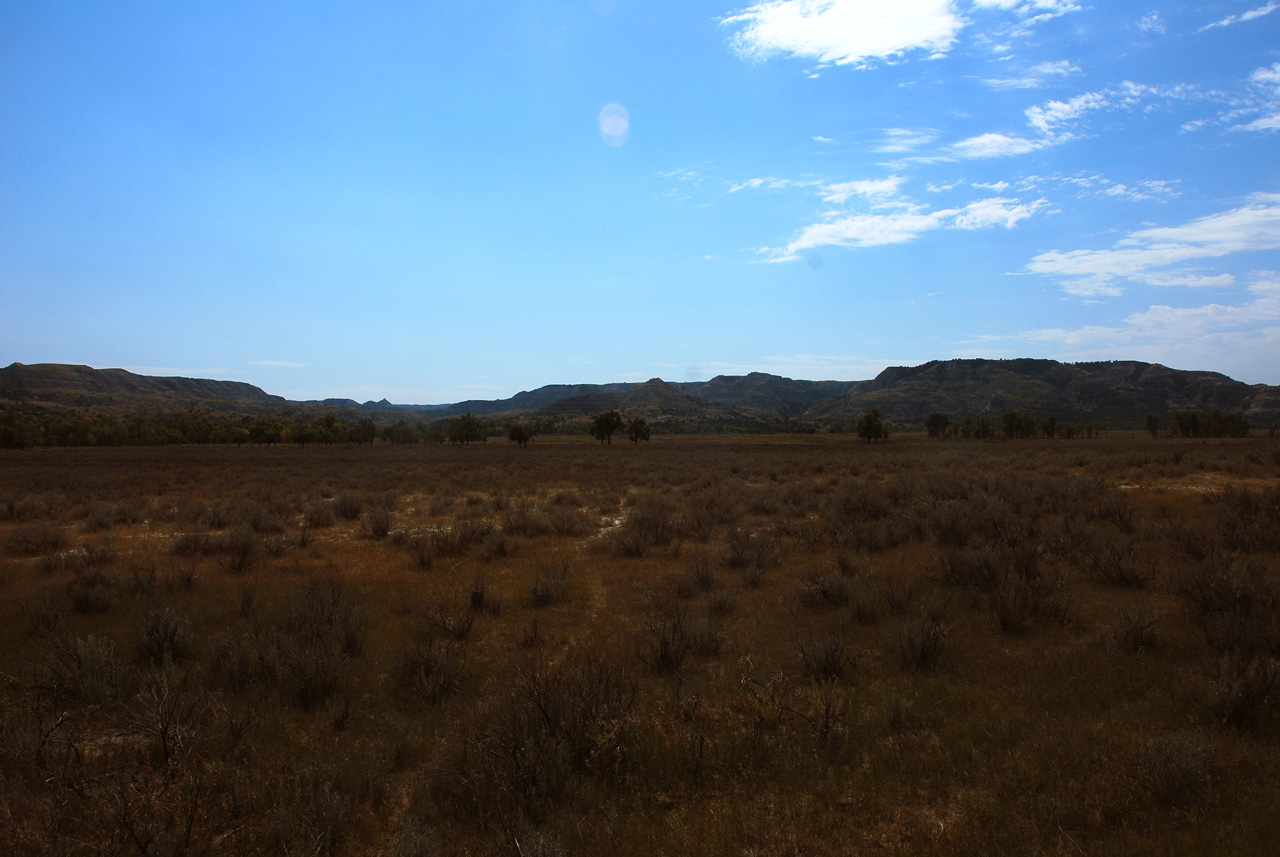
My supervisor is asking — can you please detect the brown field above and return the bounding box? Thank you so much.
[2,434,1279,856]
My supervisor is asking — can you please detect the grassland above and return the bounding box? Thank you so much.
[2,435,1279,855]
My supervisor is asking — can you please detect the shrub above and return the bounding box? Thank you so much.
[366,507,392,540]
[434,649,634,827]
[643,612,690,674]
[431,603,474,641]
[896,616,948,671]
[798,633,853,682]
[136,607,194,666]
[67,567,119,613]
[1139,734,1213,807]
[335,493,363,521]
[218,526,260,575]
[1113,609,1157,651]
[392,637,464,704]
[990,576,1035,636]
[530,560,572,607]
[1205,655,1280,729]
[1174,552,1280,657]
[6,522,67,557]
[1084,531,1153,588]
[433,519,495,557]
[937,546,1001,593]
[304,502,337,529]
[610,493,676,558]
[798,568,851,609]
[40,634,132,705]
[707,590,737,618]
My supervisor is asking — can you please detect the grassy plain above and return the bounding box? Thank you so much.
[2,434,1279,855]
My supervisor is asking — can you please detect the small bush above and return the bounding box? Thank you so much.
[136,607,194,666]
[67,567,119,613]
[798,569,851,609]
[1206,655,1280,729]
[530,560,572,607]
[304,502,337,529]
[707,590,737,618]
[335,494,363,521]
[6,522,67,557]
[896,616,948,671]
[366,507,392,540]
[218,526,260,575]
[1139,734,1213,807]
[41,634,132,705]
[798,633,853,682]
[1084,532,1152,588]
[392,638,464,704]
[1113,609,1157,651]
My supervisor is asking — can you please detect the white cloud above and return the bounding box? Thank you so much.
[821,176,907,203]
[875,127,937,152]
[722,0,963,67]
[1138,12,1165,33]
[1026,193,1280,295]
[728,176,819,193]
[812,135,835,142]
[1198,2,1278,32]
[948,132,1042,158]
[951,83,1205,160]
[1026,90,1111,134]
[984,59,1079,90]
[1101,180,1181,201]
[776,195,1045,256]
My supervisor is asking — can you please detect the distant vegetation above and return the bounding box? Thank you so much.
[0,405,1260,449]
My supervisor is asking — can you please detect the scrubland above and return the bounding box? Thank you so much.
[1,434,1279,855]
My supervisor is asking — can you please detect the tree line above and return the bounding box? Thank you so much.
[0,404,1258,450]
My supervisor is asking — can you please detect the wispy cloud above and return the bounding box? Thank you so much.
[983,59,1079,90]
[1026,193,1280,296]
[1197,2,1278,32]
[821,176,907,203]
[772,195,1046,258]
[1137,12,1165,34]
[875,127,937,152]
[727,176,820,193]
[948,132,1043,159]
[949,82,1203,160]
[722,0,963,68]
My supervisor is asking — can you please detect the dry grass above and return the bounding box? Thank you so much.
[1,435,1278,854]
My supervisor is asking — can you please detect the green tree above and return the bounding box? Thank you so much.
[1144,413,1160,438]
[1175,410,1198,438]
[507,422,535,448]
[627,416,650,445]
[855,409,888,443]
[924,412,949,439]
[591,410,625,445]
[449,412,484,446]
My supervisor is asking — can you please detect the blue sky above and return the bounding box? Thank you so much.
[2,1,1279,402]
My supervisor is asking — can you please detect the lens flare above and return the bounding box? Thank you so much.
[598,103,629,146]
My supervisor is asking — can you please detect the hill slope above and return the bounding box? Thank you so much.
[3,359,1276,428]
[0,363,284,410]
